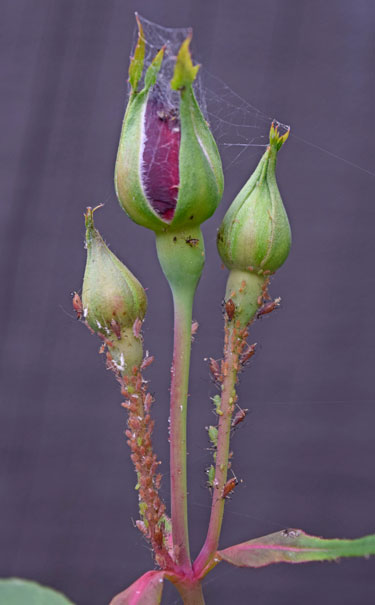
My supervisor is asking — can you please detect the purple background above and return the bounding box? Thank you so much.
[1,1,374,604]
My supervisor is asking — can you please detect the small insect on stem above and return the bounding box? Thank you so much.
[185,236,199,247]
[225,298,236,321]
[223,475,239,499]
[72,292,83,320]
[141,352,154,371]
[111,319,122,340]
[256,297,281,318]
[240,343,257,366]
[191,320,199,341]
[208,357,222,383]
[206,464,215,489]
[231,406,248,428]
[132,318,143,339]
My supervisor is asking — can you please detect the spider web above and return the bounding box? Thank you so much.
[135,14,288,172]
[135,14,374,179]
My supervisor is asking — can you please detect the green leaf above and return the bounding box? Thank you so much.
[128,14,146,92]
[170,34,200,90]
[217,529,375,568]
[0,578,75,604]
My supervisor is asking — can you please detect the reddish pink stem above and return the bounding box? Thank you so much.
[169,289,194,572]
[194,323,239,578]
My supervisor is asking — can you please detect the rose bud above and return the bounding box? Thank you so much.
[115,16,224,233]
[82,206,147,375]
[217,123,291,326]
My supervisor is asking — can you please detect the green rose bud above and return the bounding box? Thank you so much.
[82,206,147,375]
[114,16,224,233]
[217,122,291,274]
[217,123,291,327]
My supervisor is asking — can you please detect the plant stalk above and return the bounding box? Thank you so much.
[175,579,206,605]
[155,227,205,572]
[169,287,194,571]
[194,321,240,578]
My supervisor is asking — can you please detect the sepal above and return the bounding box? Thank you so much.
[128,14,146,92]
[170,34,200,90]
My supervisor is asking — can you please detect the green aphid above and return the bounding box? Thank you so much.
[206,464,215,488]
[207,425,218,448]
[139,501,147,520]
[212,394,223,416]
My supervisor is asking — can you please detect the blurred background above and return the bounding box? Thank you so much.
[1,1,374,603]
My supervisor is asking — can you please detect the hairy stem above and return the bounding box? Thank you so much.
[120,367,173,569]
[169,288,194,571]
[194,320,245,578]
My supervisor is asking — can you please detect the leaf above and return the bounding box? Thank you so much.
[109,571,165,605]
[0,578,75,604]
[217,529,375,568]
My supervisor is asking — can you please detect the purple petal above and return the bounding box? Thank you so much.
[142,95,180,222]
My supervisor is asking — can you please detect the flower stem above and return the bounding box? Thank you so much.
[169,287,194,570]
[175,579,206,604]
[194,320,245,578]
[155,227,205,572]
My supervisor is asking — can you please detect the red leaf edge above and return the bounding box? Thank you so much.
[109,570,165,605]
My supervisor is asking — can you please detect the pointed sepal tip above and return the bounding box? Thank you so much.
[269,121,290,151]
[128,14,146,91]
[171,32,200,90]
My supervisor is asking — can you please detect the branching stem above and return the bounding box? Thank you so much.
[174,579,206,604]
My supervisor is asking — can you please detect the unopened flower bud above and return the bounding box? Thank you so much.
[82,206,147,375]
[217,124,291,327]
[115,16,224,233]
[217,122,291,275]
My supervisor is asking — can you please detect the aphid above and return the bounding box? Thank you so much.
[231,406,248,428]
[223,475,239,499]
[206,464,215,489]
[191,320,199,338]
[225,298,235,321]
[72,291,83,320]
[185,237,199,247]
[240,343,257,366]
[257,297,281,318]
[133,318,143,339]
[111,319,122,340]
[212,394,223,416]
[208,357,222,382]
[141,352,154,371]
[206,425,218,448]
